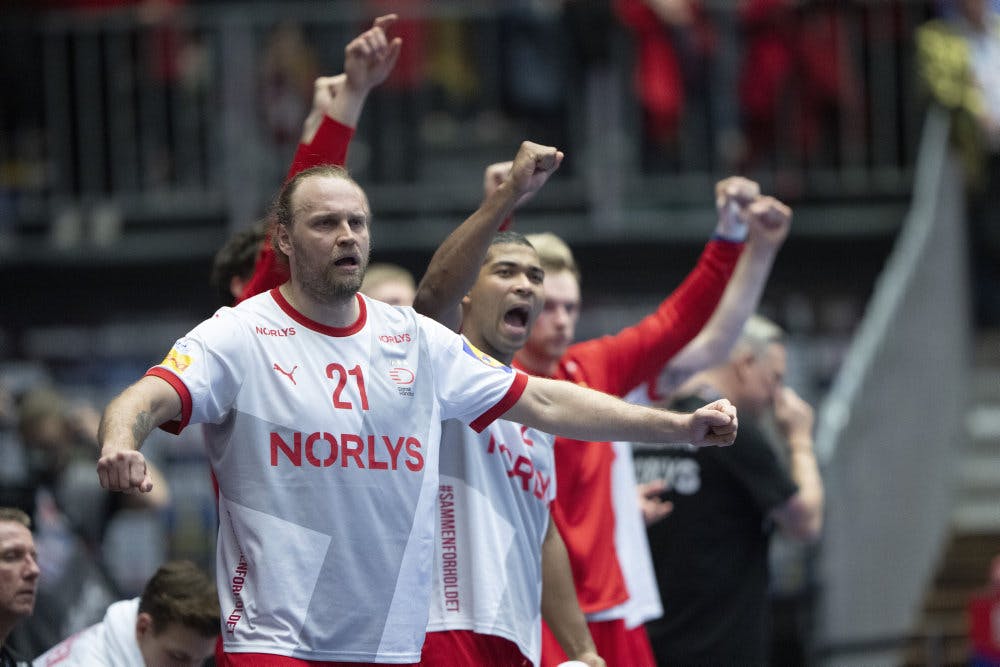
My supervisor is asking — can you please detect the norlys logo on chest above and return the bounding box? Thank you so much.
[256,326,296,337]
[270,431,425,471]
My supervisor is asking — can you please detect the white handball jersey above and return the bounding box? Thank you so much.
[589,384,663,628]
[34,598,143,666]
[427,418,556,666]
[147,289,527,663]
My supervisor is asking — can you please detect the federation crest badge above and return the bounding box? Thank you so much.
[161,347,192,373]
[461,338,511,373]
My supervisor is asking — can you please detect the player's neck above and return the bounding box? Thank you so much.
[467,333,514,366]
[279,282,360,329]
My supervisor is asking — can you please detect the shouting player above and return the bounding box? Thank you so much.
[96,155,738,666]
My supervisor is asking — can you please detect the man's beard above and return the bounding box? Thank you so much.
[293,251,369,303]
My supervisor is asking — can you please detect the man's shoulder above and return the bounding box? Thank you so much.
[230,289,282,317]
[30,626,103,666]
[363,298,436,344]
[363,296,419,324]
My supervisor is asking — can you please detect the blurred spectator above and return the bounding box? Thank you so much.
[0,383,31,513]
[6,386,170,658]
[43,0,192,188]
[498,2,570,147]
[360,263,417,306]
[0,4,47,229]
[633,317,824,665]
[17,387,169,547]
[34,560,219,667]
[917,0,1000,326]
[968,554,1000,666]
[615,0,716,167]
[0,507,39,667]
[937,0,1000,21]
[738,0,863,173]
[366,0,427,182]
[426,17,477,115]
[260,21,320,147]
[918,0,1000,184]
[210,221,268,306]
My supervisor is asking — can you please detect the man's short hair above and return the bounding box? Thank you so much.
[0,507,31,529]
[733,315,785,360]
[270,165,367,265]
[361,263,415,295]
[524,232,580,282]
[138,561,220,638]
[489,230,534,250]
[210,221,268,305]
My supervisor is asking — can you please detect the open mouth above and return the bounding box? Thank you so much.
[503,306,530,329]
[334,256,359,267]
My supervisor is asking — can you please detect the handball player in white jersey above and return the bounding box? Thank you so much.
[412,143,737,667]
[414,143,598,667]
[96,159,737,665]
[420,225,594,667]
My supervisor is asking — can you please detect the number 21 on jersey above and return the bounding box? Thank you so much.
[326,363,369,410]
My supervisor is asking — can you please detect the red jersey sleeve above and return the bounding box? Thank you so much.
[565,238,743,397]
[237,245,287,303]
[468,371,529,433]
[145,367,192,434]
[285,115,355,181]
[237,116,355,303]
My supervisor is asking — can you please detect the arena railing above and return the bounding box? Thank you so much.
[6,0,933,258]
[812,104,972,665]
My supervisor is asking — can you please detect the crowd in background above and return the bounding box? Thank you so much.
[0,0,945,203]
[0,0,998,665]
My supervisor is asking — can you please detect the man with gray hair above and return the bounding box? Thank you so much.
[0,508,38,667]
[632,315,824,666]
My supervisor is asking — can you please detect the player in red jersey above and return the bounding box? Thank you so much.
[511,178,761,667]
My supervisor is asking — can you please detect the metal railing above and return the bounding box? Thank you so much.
[813,105,972,666]
[3,0,934,257]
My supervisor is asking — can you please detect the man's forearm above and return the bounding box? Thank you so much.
[699,240,778,353]
[541,521,598,661]
[98,376,181,455]
[298,82,368,144]
[97,376,179,494]
[99,400,156,455]
[330,83,370,131]
[788,442,824,537]
[505,376,691,444]
[595,238,743,397]
[663,240,779,386]
[413,182,522,328]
